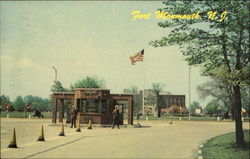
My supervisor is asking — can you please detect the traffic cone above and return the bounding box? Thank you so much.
[8,128,17,148]
[37,125,45,141]
[59,123,65,136]
[87,119,92,129]
[76,114,81,132]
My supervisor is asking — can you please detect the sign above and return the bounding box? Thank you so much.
[195,108,202,114]
[84,90,98,96]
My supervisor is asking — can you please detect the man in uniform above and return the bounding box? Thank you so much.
[112,105,120,129]
[70,106,77,128]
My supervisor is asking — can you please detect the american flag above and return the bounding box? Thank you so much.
[130,49,144,65]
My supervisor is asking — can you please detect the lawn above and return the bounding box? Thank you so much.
[202,130,250,159]
[0,111,52,118]
[1,111,249,122]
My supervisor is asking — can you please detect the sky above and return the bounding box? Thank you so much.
[0,1,210,106]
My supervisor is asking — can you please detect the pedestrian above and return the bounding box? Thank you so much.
[112,105,120,129]
[70,106,77,128]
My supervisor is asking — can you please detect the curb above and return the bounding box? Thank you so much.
[197,144,204,159]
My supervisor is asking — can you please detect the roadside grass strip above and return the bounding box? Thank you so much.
[202,130,250,159]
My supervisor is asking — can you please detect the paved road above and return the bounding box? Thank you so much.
[1,118,249,158]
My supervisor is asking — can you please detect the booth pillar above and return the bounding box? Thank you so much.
[128,98,133,125]
[52,98,58,124]
[59,99,64,123]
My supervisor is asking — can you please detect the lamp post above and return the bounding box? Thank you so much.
[52,66,57,82]
[188,67,192,121]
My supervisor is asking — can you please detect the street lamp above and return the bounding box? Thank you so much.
[52,66,57,82]
[188,67,192,121]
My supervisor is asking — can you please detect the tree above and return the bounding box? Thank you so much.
[51,81,66,92]
[123,86,142,112]
[23,95,52,111]
[204,100,226,116]
[152,82,165,117]
[14,96,25,111]
[205,101,218,116]
[150,1,249,147]
[72,76,104,89]
[189,101,202,114]
[0,95,11,110]
[123,86,139,94]
[197,78,233,117]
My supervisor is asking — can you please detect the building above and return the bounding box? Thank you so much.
[160,95,186,113]
[140,89,186,115]
[51,88,134,125]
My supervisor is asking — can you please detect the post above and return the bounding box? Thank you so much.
[52,98,58,124]
[128,97,133,125]
[217,116,220,121]
[142,89,145,115]
[188,67,192,121]
[59,99,64,123]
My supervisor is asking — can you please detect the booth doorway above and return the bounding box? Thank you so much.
[114,100,128,125]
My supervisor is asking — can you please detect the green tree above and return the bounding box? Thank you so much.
[205,101,218,116]
[23,95,52,111]
[51,81,66,92]
[150,1,249,147]
[197,78,233,117]
[152,83,165,117]
[189,101,202,114]
[123,86,139,94]
[72,76,104,88]
[14,96,25,111]
[204,100,226,116]
[0,95,11,109]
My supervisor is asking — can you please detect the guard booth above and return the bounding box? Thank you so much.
[51,88,134,125]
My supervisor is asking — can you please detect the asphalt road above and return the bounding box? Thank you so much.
[1,118,249,159]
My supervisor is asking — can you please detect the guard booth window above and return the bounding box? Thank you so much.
[80,99,99,113]
[101,99,108,113]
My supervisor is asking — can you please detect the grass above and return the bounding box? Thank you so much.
[1,111,249,122]
[0,111,52,118]
[137,114,249,122]
[139,115,219,121]
[202,130,250,159]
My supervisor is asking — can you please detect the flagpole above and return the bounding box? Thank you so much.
[142,89,145,115]
[143,48,145,116]
[142,62,145,116]
[129,48,145,115]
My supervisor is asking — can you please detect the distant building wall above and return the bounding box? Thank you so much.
[140,89,186,115]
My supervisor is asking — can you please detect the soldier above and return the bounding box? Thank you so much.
[70,106,77,128]
[112,105,120,129]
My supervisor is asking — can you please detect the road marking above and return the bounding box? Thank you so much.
[21,136,87,159]
[1,132,77,152]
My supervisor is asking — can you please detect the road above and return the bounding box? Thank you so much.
[1,118,249,158]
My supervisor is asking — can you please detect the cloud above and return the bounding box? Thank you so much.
[0,55,42,70]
